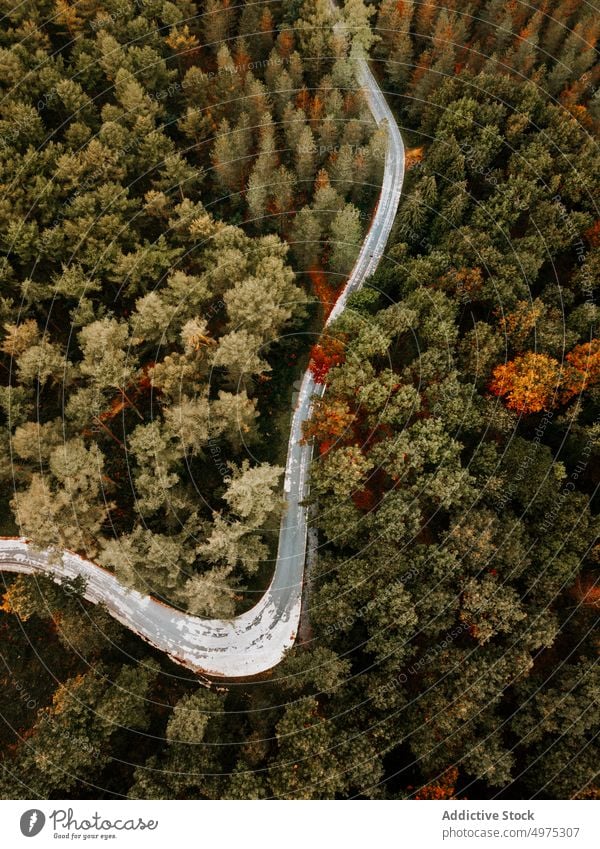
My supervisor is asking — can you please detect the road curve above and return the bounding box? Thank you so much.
[0,57,405,679]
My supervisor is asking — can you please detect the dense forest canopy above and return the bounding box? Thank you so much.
[0,0,382,613]
[0,0,598,801]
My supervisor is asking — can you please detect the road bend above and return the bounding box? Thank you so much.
[0,54,405,678]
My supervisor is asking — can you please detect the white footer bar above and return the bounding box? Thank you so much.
[1,799,598,848]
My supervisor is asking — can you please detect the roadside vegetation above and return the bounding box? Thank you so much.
[0,0,379,614]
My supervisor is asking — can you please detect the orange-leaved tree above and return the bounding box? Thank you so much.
[490,340,600,413]
[308,335,346,384]
[302,397,355,444]
[489,352,563,413]
[414,767,459,800]
[496,299,544,350]
[562,340,600,398]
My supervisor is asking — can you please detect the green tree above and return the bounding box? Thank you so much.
[328,202,362,275]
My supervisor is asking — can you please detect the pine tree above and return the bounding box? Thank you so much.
[296,0,336,83]
[328,143,355,194]
[202,0,236,51]
[291,206,323,270]
[295,124,317,184]
[342,0,377,55]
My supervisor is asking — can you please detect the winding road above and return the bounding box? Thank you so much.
[0,51,405,678]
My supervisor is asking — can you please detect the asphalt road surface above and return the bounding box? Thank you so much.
[0,53,405,679]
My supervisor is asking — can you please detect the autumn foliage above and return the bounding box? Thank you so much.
[570,574,600,609]
[584,220,600,248]
[564,340,600,391]
[309,265,344,318]
[351,486,378,511]
[490,353,562,413]
[497,299,544,348]
[439,266,483,301]
[490,340,600,413]
[164,25,200,66]
[405,146,424,170]
[308,335,346,384]
[414,767,459,800]
[302,398,355,442]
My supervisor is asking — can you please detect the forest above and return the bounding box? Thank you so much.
[0,0,598,800]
